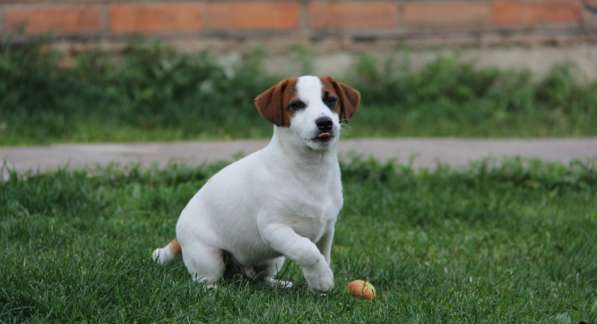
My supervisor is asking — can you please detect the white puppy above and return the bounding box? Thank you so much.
[152,76,360,291]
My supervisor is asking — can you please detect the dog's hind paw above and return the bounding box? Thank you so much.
[266,278,294,289]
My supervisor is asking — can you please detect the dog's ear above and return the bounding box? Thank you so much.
[254,79,293,127]
[323,76,361,122]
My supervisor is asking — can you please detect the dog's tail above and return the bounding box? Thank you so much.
[152,239,182,265]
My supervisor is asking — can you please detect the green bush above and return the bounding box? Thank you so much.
[1,44,596,144]
[348,55,597,137]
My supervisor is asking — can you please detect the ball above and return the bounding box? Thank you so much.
[346,280,376,300]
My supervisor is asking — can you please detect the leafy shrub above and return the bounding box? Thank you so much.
[0,44,596,144]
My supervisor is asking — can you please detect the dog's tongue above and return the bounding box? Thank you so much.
[318,132,332,140]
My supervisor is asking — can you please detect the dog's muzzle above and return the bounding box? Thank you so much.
[314,117,334,142]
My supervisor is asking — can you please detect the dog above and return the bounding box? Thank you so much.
[152,76,360,291]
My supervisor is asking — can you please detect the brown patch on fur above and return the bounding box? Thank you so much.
[320,76,361,122]
[254,78,298,127]
[169,239,182,256]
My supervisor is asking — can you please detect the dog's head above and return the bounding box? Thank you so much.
[255,76,360,151]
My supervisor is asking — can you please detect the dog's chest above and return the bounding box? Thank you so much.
[276,177,342,242]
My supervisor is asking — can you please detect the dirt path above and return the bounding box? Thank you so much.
[1,138,596,174]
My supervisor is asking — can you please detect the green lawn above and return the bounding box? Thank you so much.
[1,159,596,322]
[1,45,597,145]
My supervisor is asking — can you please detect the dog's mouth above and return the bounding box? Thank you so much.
[312,131,334,142]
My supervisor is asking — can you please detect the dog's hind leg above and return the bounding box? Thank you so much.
[181,241,225,288]
[152,239,182,265]
[260,257,293,288]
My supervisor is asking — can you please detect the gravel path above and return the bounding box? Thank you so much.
[1,138,596,174]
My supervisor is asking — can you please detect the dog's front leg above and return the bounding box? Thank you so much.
[260,223,334,292]
[316,226,335,266]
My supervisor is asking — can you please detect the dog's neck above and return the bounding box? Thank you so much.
[264,127,339,177]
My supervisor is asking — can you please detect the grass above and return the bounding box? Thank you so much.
[1,43,597,145]
[1,158,596,322]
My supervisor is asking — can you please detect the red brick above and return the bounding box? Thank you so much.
[4,5,102,35]
[206,1,299,31]
[493,0,581,27]
[401,2,492,27]
[308,1,397,30]
[110,3,202,34]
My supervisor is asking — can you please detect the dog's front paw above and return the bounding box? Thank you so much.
[303,261,334,292]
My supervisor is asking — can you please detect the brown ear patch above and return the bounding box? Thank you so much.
[254,79,298,127]
[320,76,361,122]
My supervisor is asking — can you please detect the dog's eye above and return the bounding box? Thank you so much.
[323,95,338,109]
[288,100,306,111]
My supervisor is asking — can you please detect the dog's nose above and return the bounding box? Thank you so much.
[315,117,333,132]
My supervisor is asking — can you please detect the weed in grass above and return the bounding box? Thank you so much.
[1,44,596,144]
[1,159,596,322]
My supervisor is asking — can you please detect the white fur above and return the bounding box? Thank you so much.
[153,76,343,291]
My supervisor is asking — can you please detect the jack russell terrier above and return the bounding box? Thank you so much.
[153,76,360,292]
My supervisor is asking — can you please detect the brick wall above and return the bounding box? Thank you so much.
[1,1,597,49]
